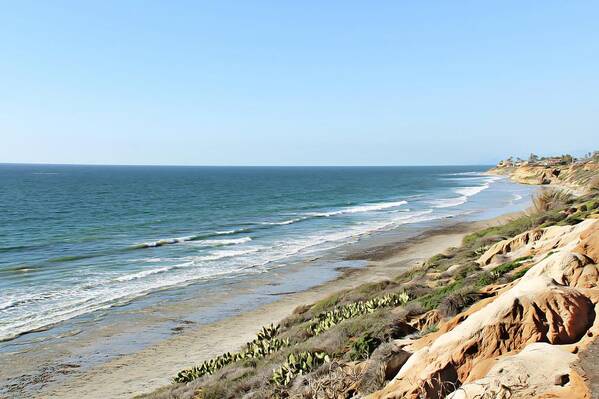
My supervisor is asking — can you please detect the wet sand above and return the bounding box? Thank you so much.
[28,212,523,399]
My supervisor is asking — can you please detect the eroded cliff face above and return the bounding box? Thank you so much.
[368,219,599,399]
[489,161,599,193]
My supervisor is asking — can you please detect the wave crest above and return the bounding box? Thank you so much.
[309,200,408,217]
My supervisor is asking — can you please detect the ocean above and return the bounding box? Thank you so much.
[0,164,533,348]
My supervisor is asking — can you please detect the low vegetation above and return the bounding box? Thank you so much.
[174,324,288,383]
[271,351,331,386]
[306,291,409,336]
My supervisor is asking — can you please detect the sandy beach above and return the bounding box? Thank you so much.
[30,212,523,399]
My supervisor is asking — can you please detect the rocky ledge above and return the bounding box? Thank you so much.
[369,218,598,399]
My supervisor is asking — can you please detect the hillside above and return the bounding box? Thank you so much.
[488,154,599,193]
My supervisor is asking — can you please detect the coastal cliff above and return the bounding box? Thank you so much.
[488,155,599,193]
[142,156,599,399]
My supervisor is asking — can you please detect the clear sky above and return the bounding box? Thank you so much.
[1,1,597,166]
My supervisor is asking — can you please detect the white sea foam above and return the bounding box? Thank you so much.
[138,236,195,248]
[134,228,253,249]
[310,200,407,217]
[188,248,261,263]
[0,259,259,342]
[215,228,250,235]
[0,299,16,311]
[196,237,253,247]
[455,185,488,197]
[432,175,501,209]
[0,204,441,342]
[445,171,482,176]
[115,266,172,282]
[260,217,306,226]
[260,200,407,225]
[430,196,468,208]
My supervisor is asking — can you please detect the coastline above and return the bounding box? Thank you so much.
[35,211,525,399]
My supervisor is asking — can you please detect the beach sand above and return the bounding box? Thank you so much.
[30,211,523,399]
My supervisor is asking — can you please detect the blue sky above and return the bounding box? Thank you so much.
[1,1,597,165]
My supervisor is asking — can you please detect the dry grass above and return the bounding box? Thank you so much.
[532,188,573,213]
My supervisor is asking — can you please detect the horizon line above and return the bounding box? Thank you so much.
[0,161,496,168]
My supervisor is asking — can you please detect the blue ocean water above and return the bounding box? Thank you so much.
[0,164,533,342]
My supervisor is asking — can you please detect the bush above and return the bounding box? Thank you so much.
[421,324,439,335]
[401,301,426,317]
[490,256,532,278]
[438,290,480,318]
[272,351,331,386]
[418,280,465,310]
[455,263,480,280]
[533,189,573,213]
[463,215,535,248]
[349,333,381,361]
[475,272,496,288]
[537,210,567,227]
[512,267,530,279]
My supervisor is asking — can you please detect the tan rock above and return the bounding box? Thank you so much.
[447,343,578,399]
[409,309,442,332]
[477,219,598,267]
[575,224,599,263]
[368,277,594,399]
[368,219,598,399]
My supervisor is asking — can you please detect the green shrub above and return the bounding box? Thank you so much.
[421,323,439,335]
[271,351,330,386]
[490,256,533,278]
[418,280,465,310]
[456,263,480,279]
[438,290,480,317]
[512,267,530,279]
[463,216,535,248]
[349,333,381,361]
[474,272,496,288]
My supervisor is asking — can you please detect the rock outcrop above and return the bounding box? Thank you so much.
[447,343,581,399]
[489,161,599,194]
[477,219,596,267]
[368,219,599,399]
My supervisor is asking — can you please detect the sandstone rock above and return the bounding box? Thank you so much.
[477,219,598,267]
[447,343,578,399]
[576,225,599,263]
[408,309,441,332]
[367,217,598,399]
[368,277,594,399]
[525,250,598,289]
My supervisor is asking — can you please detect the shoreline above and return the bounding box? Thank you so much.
[35,210,525,399]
